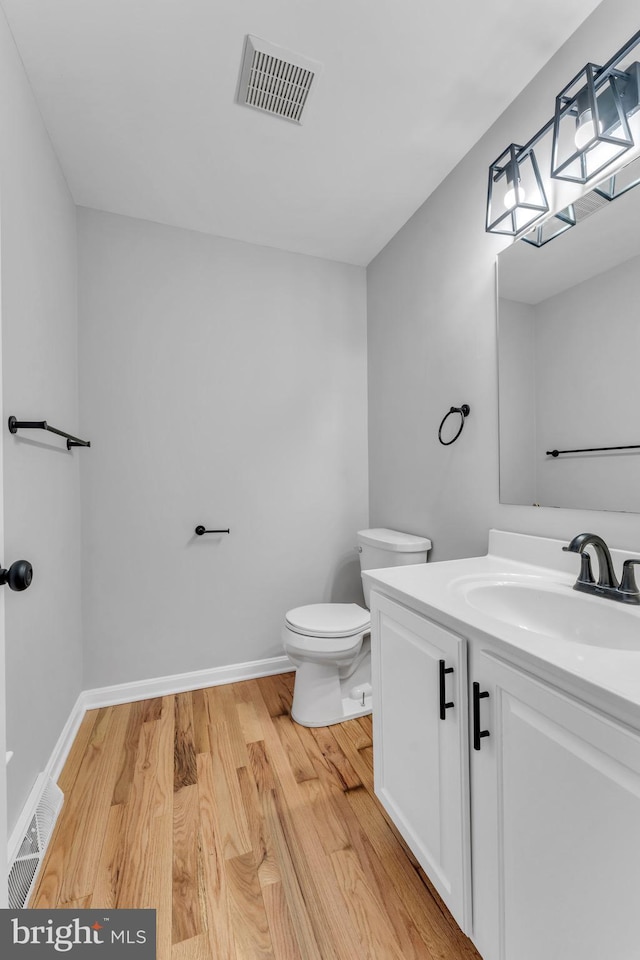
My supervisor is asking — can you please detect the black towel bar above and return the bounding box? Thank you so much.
[8,416,91,450]
[547,443,640,457]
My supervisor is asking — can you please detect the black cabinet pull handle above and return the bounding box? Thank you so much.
[195,526,230,536]
[439,659,454,720]
[473,682,490,750]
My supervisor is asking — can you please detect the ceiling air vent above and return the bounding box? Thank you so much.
[238,35,321,124]
[572,190,611,224]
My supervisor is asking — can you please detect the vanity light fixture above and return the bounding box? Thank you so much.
[521,204,576,247]
[486,28,640,236]
[486,144,549,235]
[551,63,637,183]
[593,152,640,199]
[594,174,627,200]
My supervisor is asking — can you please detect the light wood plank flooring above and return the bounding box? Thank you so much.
[31,673,481,960]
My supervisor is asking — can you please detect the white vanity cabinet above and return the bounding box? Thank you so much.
[370,584,640,960]
[370,591,471,932]
[470,649,640,960]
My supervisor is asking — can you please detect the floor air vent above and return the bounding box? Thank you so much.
[238,35,321,124]
[8,775,63,908]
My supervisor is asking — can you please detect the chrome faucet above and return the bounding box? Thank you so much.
[563,533,640,604]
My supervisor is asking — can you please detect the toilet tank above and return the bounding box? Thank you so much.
[357,528,431,608]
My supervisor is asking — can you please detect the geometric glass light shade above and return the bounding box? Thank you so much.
[520,204,576,247]
[486,144,549,235]
[551,63,634,184]
[593,153,640,200]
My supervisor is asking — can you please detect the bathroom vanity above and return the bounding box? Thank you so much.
[363,530,640,960]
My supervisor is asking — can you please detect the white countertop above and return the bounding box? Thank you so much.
[363,529,640,728]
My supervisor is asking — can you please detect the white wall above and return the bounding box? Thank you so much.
[78,208,368,689]
[497,299,537,506]
[0,7,81,833]
[367,0,640,562]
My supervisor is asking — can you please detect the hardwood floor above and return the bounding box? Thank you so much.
[31,673,481,960]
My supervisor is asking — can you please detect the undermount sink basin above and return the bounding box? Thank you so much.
[457,576,640,651]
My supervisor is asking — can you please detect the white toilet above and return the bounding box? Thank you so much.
[283,528,431,727]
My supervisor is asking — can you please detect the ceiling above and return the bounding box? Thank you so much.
[1,0,604,265]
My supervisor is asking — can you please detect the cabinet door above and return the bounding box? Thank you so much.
[370,592,471,931]
[471,650,640,960]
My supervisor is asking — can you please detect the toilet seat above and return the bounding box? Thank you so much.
[284,603,371,663]
[285,603,370,639]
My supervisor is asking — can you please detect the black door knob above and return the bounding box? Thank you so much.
[0,560,33,591]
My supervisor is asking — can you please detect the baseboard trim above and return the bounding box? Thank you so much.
[82,655,294,709]
[49,693,89,784]
[9,654,293,861]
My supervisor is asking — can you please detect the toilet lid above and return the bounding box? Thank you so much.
[285,603,371,639]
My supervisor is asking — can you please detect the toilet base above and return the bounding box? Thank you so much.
[287,637,372,728]
[291,693,372,728]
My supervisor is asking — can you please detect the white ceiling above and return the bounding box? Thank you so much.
[1,0,604,265]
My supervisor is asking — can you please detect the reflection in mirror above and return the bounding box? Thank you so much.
[497,155,640,512]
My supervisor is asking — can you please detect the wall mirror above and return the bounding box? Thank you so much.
[497,155,640,512]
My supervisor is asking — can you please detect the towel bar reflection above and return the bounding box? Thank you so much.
[546,443,640,457]
[195,526,230,536]
[8,416,91,450]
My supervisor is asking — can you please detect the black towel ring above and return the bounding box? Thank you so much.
[438,404,470,446]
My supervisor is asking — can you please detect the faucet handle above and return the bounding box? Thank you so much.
[563,544,595,583]
[619,559,640,598]
[577,551,594,586]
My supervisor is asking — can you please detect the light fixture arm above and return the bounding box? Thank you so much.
[518,28,640,160]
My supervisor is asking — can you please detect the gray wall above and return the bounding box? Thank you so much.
[497,299,536,507]
[367,0,640,561]
[0,7,82,833]
[78,208,368,689]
